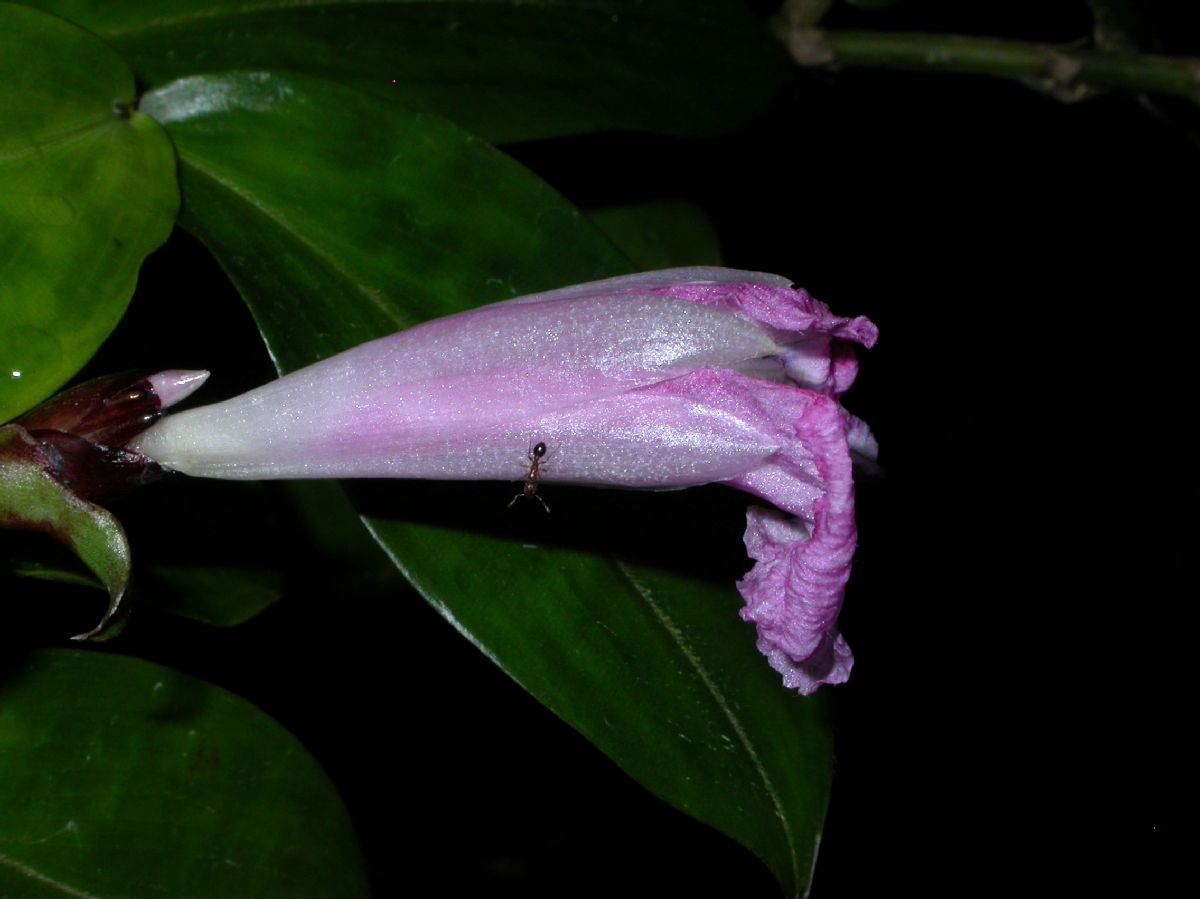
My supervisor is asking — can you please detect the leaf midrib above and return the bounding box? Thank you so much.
[615,560,801,896]
[360,510,800,895]
[0,849,105,899]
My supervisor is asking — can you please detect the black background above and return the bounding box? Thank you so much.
[9,1,1191,896]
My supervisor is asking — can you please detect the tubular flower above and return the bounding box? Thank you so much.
[130,267,877,693]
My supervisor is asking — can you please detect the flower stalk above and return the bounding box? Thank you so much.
[774,23,1200,104]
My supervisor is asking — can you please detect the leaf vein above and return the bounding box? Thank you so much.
[616,561,801,895]
[0,851,104,899]
[0,118,114,167]
[177,153,409,335]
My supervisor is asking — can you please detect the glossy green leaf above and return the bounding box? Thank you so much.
[140,70,834,895]
[0,3,178,423]
[588,200,724,270]
[0,649,369,898]
[140,71,631,369]
[0,424,129,638]
[366,516,833,896]
[24,0,790,144]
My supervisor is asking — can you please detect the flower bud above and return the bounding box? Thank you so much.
[16,369,209,501]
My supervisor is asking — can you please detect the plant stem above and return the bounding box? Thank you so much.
[773,25,1200,104]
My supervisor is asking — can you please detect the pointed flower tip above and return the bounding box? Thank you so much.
[148,369,209,409]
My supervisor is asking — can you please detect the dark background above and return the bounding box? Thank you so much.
[11,1,1191,896]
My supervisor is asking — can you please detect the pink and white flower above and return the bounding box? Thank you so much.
[131,267,878,693]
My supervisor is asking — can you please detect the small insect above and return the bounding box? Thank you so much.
[508,440,550,513]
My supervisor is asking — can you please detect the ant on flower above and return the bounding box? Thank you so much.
[508,440,550,513]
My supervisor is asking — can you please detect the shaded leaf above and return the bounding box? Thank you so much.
[0,424,129,639]
[3,554,101,590]
[4,543,284,630]
[123,478,288,626]
[278,481,405,597]
[142,564,283,627]
[142,70,835,895]
[26,0,790,144]
[0,3,178,423]
[0,649,369,898]
[588,200,723,270]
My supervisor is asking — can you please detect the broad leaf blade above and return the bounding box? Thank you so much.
[142,70,831,895]
[0,3,178,423]
[0,649,369,898]
[26,0,788,144]
[364,515,832,895]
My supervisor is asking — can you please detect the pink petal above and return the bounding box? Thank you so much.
[732,395,860,695]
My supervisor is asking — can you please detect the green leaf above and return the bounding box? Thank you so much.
[140,71,632,371]
[0,3,178,423]
[0,649,369,898]
[365,516,833,897]
[588,200,724,270]
[24,0,790,144]
[0,424,130,639]
[3,554,102,590]
[142,564,284,627]
[140,70,834,895]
